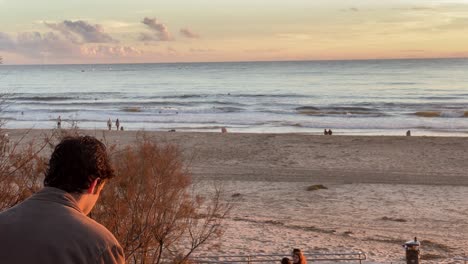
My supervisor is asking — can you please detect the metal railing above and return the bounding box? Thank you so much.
[191,252,366,263]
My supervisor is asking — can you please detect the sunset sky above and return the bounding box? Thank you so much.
[1,0,468,64]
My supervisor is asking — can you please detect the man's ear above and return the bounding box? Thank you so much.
[87,178,101,194]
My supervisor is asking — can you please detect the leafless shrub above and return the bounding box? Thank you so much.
[92,137,231,264]
[1,130,230,263]
[0,131,49,210]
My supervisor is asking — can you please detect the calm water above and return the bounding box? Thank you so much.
[1,59,468,136]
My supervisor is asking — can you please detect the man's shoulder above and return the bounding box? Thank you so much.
[69,211,120,246]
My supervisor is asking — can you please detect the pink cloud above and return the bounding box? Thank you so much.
[141,17,172,41]
[45,20,117,43]
[0,31,80,58]
[0,29,140,61]
[81,45,141,57]
[180,28,200,39]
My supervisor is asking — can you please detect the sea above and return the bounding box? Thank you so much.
[1,58,468,136]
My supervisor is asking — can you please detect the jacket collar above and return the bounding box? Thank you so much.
[29,187,83,214]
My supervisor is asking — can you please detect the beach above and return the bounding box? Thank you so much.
[5,129,468,263]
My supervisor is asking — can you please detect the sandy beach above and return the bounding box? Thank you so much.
[5,129,468,263]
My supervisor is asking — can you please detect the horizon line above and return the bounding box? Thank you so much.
[1,56,468,66]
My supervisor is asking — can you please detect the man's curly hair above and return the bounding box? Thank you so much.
[44,136,115,193]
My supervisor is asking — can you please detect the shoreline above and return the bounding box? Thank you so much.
[3,126,468,138]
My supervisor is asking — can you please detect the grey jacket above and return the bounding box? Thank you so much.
[0,187,125,263]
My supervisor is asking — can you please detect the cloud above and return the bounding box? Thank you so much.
[100,20,136,29]
[340,7,359,12]
[180,28,200,39]
[0,30,140,61]
[139,32,158,42]
[141,17,172,41]
[435,17,468,30]
[45,20,117,43]
[81,45,141,57]
[167,47,178,54]
[243,48,284,53]
[400,49,425,53]
[0,32,15,50]
[190,48,214,53]
[0,31,79,58]
[276,33,313,40]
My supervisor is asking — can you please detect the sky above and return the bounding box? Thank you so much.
[1,0,468,64]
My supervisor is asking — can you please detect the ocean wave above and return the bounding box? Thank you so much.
[232,93,305,98]
[155,93,307,99]
[378,82,418,85]
[20,101,195,107]
[419,96,461,100]
[213,107,245,113]
[296,106,384,117]
[325,106,375,112]
[202,101,247,106]
[295,106,319,111]
[299,111,386,117]
[14,99,248,108]
[12,96,76,101]
[121,107,143,112]
[148,94,206,99]
[413,111,468,118]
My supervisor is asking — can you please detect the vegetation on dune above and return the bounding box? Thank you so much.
[0,128,231,264]
[92,136,231,264]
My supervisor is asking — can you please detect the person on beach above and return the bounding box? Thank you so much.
[107,118,112,131]
[406,130,411,136]
[0,136,124,264]
[324,129,328,135]
[292,248,307,264]
[116,119,120,131]
[57,115,61,129]
[328,129,333,135]
[281,257,292,264]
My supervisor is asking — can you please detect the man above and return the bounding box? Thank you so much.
[0,136,125,263]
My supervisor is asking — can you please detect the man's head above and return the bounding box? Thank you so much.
[44,136,114,201]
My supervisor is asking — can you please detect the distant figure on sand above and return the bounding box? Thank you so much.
[328,129,333,135]
[57,116,61,129]
[107,118,112,131]
[406,130,411,136]
[120,126,124,131]
[221,127,227,133]
[324,129,327,135]
[292,248,307,264]
[115,119,120,131]
[281,257,292,264]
